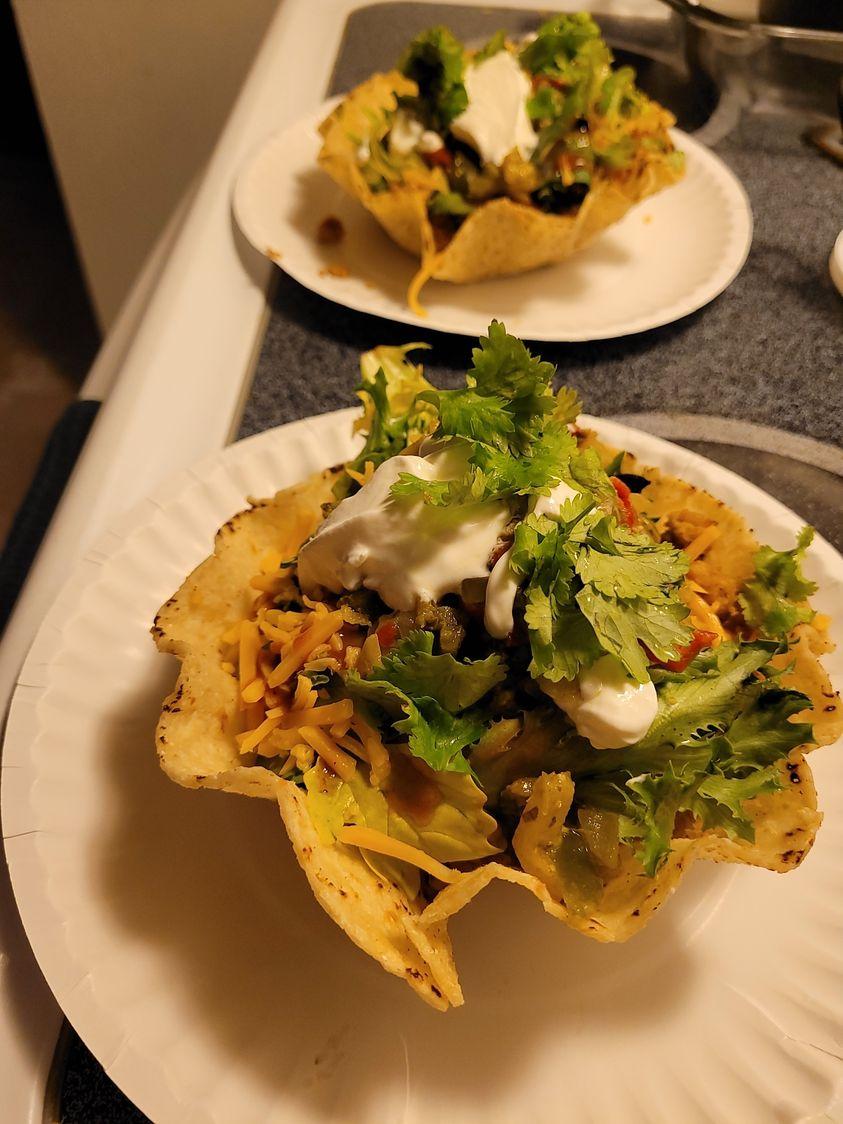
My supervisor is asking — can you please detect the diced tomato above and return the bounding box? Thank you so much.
[423,147,453,169]
[610,476,637,529]
[649,629,719,673]
[375,620,399,651]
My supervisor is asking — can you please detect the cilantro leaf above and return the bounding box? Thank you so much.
[576,586,690,682]
[389,472,453,505]
[553,385,582,426]
[526,598,603,682]
[394,322,573,506]
[376,630,506,712]
[416,320,557,452]
[399,26,468,132]
[576,524,688,600]
[567,446,615,499]
[467,321,557,446]
[465,420,574,499]
[421,387,514,447]
[739,527,817,639]
[511,500,690,684]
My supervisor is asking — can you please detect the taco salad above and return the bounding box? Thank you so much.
[154,326,841,1009]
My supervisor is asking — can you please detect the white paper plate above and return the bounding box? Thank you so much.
[5,412,843,1124]
[234,101,752,342]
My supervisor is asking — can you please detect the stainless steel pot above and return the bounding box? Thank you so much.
[660,0,843,122]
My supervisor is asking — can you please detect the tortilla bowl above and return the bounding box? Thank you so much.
[152,440,841,1009]
[318,72,685,313]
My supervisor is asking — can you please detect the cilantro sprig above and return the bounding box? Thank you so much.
[391,321,578,506]
[511,504,691,684]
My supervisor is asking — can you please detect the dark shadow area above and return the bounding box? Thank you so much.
[0,6,100,560]
[58,1026,149,1124]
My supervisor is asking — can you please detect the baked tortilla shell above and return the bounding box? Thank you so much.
[153,444,841,1007]
[317,71,684,312]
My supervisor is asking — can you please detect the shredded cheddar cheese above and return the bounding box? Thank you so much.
[350,716,390,787]
[241,678,266,705]
[237,713,284,754]
[681,584,725,642]
[337,826,461,883]
[346,462,375,487]
[278,700,353,730]
[299,727,357,781]
[684,524,721,562]
[268,612,345,687]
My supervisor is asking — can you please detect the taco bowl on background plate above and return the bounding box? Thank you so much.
[318,14,685,313]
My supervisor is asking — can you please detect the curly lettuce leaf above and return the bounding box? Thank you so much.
[570,651,812,873]
[637,642,775,750]
[739,526,817,639]
[343,344,437,486]
[398,26,468,132]
[376,630,506,712]
[689,767,782,842]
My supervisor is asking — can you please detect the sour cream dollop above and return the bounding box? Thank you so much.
[483,480,579,640]
[389,109,444,156]
[541,656,658,750]
[451,50,537,167]
[298,446,509,611]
